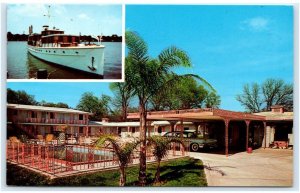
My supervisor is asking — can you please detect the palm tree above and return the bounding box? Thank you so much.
[125,30,214,186]
[147,135,184,183]
[94,135,140,186]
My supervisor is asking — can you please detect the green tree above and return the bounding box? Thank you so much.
[94,135,140,186]
[236,83,262,112]
[236,78,293,112]
[109,82,134,121]
[76,92,111,120]
[204,92,221,108]
[150,77,220,110]
[262,78,293,111]
[125,31,214,185]
[147,136,184,183]
[7,88,38,105]
[38,100,69,108]
[172,77,208,109]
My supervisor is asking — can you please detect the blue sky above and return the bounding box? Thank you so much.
[7,4,122,36]
[7,5,293,111]
[125,5,293,111]
[7,82,110,108]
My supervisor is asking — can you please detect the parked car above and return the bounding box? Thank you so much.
[163,130,218,152]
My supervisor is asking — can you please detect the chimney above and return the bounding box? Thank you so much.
[271,105,284,113]
[102,118,109,122]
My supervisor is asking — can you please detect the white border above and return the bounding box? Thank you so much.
[1,1,299,193]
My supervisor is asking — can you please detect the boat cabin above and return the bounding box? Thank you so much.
[27,25,81,48]
[28,34,41,46]
[41,34,80,47]
[41,26,64,36]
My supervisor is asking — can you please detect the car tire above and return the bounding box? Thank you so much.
[190,143,199,152]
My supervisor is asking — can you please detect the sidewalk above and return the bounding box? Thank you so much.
[190,148,293,186]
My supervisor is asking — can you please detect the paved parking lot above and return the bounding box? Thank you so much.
[190,148,293,186]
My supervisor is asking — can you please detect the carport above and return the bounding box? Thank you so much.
[127,108,266,156]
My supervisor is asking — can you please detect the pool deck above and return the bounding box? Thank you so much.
[190,148,293,187]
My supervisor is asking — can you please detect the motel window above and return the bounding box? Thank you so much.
[13,110,18,115]
[158,127,162,134]
[31,111,37,118]
[50,112,55,119]
[42,112,46,119]
[79,127,84,134]
[132,127,135,133]
[79,114,84,120]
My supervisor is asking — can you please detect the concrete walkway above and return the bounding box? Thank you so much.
[190,148,293,187]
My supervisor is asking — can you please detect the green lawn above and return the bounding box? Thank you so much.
[7,157,207,187]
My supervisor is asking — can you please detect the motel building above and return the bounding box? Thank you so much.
[7,103,293,156]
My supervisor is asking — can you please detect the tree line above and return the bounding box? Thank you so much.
[7,88,69,108]
[236,78,293,113]
[7,32,122,42]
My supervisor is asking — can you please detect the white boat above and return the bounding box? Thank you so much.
[27,25,105,77]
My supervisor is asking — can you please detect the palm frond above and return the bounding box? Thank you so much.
[125,31,149,65]
[94,135,140,167]
[147,135,184,161]
[158,46,191,68]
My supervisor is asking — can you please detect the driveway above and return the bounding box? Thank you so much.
[190,148,293,186]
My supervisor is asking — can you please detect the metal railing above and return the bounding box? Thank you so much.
[12,117,88,125]
[6,141,188,176]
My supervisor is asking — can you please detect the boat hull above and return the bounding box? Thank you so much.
[27,45,105,76]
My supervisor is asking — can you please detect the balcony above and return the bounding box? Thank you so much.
[16,118,88,125]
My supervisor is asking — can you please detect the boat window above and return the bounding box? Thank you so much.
[75,51,78,54]
[62,51,65,54]
[54,51,56,53]
[63,36,68,43]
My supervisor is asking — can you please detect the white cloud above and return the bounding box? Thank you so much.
[78,13,91,20]
[241,17,269,31]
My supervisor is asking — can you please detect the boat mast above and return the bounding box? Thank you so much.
[44,5,51,27]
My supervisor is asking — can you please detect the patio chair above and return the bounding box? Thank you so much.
[9,136,20,143]
[36,135,45,144]
[78,136,85,145]
[45,134,55,144]
[57,133,66,144]
[84,137,92,145]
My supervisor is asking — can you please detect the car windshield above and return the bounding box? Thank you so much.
[164,131,197,138]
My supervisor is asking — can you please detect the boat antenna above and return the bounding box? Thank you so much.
[98,24,102,45]
[44,5,51,26]
[100,33,102,45]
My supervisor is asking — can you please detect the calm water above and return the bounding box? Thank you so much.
[7,41,122,79]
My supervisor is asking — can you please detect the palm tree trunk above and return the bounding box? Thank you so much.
[138,102,147,186]
[122,102,127,121]
[119,166,126,186]
[154,160,161,183]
